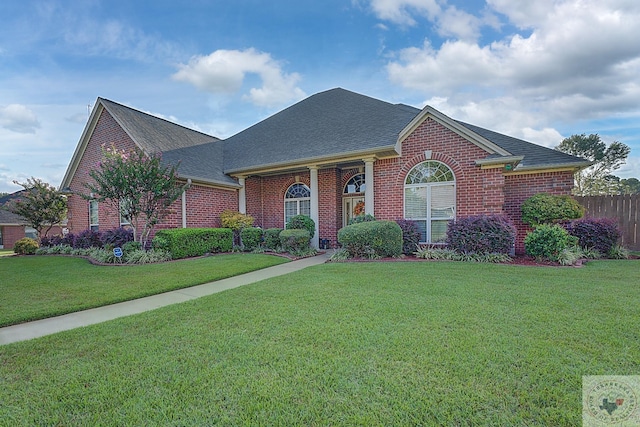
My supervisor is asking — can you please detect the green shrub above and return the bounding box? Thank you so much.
[14,238,39,255]
[348,214,376,225]
[151,235,170,251]
[240,227,263,251]
[263,228,283,250]
[153,228,233,259]
[557,246,584,266]
[608,245,630,259]
[524,224,578,262]
[279,229,311,254]
[122,241,142,253]
[337,220,402,258]
[521,193,584,227]
[286,215,315,238]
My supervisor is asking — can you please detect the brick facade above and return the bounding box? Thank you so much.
[65,104,576,255]
[65,108,238,239]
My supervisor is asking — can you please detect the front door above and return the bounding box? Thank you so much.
[343,196,365,227]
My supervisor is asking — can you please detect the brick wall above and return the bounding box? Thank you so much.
[374,117,506,220]
[66,107,239,239]
[1,226,25,249]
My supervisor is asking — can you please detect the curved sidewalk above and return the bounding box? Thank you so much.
[0,253,330,346]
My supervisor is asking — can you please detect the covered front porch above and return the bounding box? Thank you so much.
[234,158,377,249]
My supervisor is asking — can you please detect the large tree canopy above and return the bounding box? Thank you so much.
[5,178,67,239]
[556,134,631,196]
[84,145,184,248]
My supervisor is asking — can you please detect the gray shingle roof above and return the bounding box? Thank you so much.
[100,98,219,154]
[96,98,235,186]
[222,88,588,174]
[161,141,239,187]
[0,192,27,225]
[223,88,420,173]
[456,121,590,170]
[82,89,587,184]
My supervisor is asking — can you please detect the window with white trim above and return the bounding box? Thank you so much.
[404,161,455,243]
[119,199,131,225]
[89,200,99,231]
[284,183,311,225]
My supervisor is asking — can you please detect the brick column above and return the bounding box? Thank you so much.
[309,166,319,248]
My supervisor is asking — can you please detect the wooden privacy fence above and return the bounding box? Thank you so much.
[575,195,639,251]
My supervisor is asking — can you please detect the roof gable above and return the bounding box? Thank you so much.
[61,99,224,189]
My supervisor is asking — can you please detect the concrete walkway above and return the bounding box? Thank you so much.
[0,252,330,346]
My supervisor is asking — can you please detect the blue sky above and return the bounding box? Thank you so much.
[1,0,639,193]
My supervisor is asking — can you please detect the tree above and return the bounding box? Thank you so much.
[5,178,67,240]
[620,177,640,194]
[556,133,630,196]
[85,145,185,248]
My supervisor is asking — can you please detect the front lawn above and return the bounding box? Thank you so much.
[0,254,288,327]
[1,260,638,425]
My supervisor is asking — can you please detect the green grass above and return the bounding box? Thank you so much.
[0,249,13,257]
[1,260,638,425]
[0,254,288,327]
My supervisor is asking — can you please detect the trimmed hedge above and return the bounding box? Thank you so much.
[279,229,311,253]
[338,220,402,258]
[521,193,584,227]
[240,227,263,251]
[286,215,315,238]
[263,228,283,250]
[565,218,621,254]
[153,228,233,259]
[446,215,516,255]
[349,214,376,225]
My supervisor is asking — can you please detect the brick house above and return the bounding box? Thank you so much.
[0,191,59,249]
[60,88,589,253]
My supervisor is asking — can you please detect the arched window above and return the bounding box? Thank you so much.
[284,183,311,225]
[404,161,455,243]
[343,173,365,194]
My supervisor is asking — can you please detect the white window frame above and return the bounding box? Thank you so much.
[119,199,131,226]
[89,200,99,231]
[284,183,311,226]
[404,161,456,244]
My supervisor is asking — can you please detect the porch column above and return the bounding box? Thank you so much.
[238,176,246,214]
[364,158,375,217]
[309,166,319,249]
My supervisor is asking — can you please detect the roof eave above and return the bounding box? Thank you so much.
[225,145,399,176]
[509,161,593,174]
[178,174,242,190]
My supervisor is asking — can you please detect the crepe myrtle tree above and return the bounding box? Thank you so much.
[84,144,185,248]
[6,177,67,240]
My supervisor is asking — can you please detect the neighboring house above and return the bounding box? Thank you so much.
[0,191,37,249]
[61,88,590,253]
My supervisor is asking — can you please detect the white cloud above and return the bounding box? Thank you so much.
[0,104,40,133]
[368,0,441,26]
[386,0,640,147]
[367,0,483,41]
[172,49,306,108]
